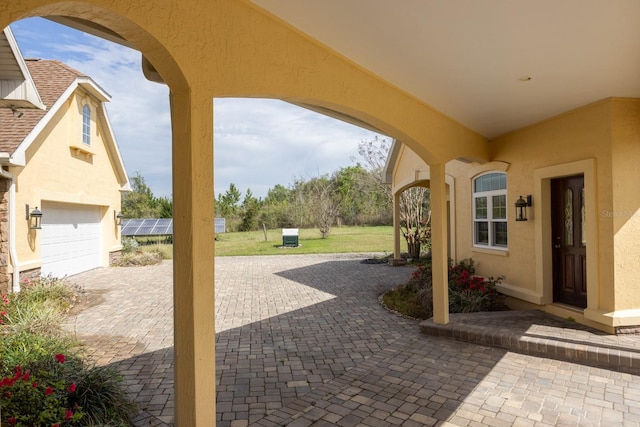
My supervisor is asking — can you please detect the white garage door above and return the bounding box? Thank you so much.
[41,203,102,277]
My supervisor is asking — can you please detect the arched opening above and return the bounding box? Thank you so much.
[3,11,407,425]
[1,6,208,425]
[2,3,489,425]
[391,176,456,264]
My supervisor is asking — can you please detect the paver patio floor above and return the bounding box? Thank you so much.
[66,254,640,426]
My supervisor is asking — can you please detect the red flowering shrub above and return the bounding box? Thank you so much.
[447,259,505,313]
[1,277,135,425]
[383,258,506,319]
[0,355,84,426]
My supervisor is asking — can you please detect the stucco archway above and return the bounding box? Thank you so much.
[3,1,491,424]
[1,5,214,426]
[391,175,456,262]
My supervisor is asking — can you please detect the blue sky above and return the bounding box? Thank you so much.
[9,17,384,199]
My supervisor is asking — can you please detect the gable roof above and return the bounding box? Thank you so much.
[0,58,130,189]
[0,27,45,110]
[0,59,81,153]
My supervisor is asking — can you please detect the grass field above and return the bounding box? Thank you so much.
[139,226,406,258]
[214,225,405,257]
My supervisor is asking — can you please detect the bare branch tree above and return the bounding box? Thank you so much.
[355,135,391,172]
[307,176,339,238]
[399,186,431,259]
[354,136,393,223]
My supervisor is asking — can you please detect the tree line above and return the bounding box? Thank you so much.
[121,172,173,219]
[122,137,433,257]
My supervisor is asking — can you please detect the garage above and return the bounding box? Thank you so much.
[41,202,103,277]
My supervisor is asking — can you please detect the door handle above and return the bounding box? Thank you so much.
[554,244,561,249]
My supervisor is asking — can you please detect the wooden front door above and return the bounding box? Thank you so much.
[551,175,587,308]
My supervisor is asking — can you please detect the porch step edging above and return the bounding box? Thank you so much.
[419,310,640,375]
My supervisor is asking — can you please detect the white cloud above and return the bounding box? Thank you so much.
[213,99,381,198]
[11,18,384,200]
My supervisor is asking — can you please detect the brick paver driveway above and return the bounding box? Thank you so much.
[67,254,640,426]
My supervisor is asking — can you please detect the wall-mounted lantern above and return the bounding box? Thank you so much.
[515,195,532,222]
[114,210,124,226]
[25,204,42,229]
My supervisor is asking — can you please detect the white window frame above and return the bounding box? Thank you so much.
[82,103,91,146]
[472,172,508,250]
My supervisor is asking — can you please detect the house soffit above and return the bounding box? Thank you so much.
[44,2,640,140]
[251,0,640,139]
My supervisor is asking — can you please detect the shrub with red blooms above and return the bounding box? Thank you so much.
[1,276,135,425]
[0,355,84,426]
[447,258,505,313]
[383,258,506,319]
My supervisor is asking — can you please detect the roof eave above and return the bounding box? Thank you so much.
[2,26,46,110]
[77,77,111,102]
[382,139,400,184]
[96,103,130,188]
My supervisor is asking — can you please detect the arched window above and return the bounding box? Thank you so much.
[473,172,507,249]
[82,103,91,145]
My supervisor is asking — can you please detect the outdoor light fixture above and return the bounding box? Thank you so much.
[114,210,124,226]
[10,106,23,118]
[515,195,532,222]
[26,204,42,229]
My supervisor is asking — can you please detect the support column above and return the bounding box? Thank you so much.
[170,90,216,425]
[430,163,449,325]
[392,191,402,262]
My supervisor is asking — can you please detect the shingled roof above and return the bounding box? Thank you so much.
[0,59,86,153]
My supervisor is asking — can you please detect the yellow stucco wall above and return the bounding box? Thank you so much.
[610,99,640,312]
[0,1,500,424]
[391,98,640,331]
[11,89,123,272]
[2,1,635,423]
[475,100,612,299]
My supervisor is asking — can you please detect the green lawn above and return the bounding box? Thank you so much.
[214,225,405,256]
[137,225,407,258]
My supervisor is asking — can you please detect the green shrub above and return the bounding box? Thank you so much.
[70,365,136,425]
[1,277,80,375]
[383,258,506,319]
[9,275,79,314]
[0,332,77,376]
[142,243,172,260]
[1,277,136,425]
[114,250,162,266]
[1,354,85,426]
[121,237,139,254]
[4,301,65,337]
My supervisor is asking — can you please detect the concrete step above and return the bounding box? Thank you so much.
[419,310,640,375]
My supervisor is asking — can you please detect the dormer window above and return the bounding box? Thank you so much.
[82,103,91,146]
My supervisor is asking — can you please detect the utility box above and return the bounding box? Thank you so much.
[282,228,299,247]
